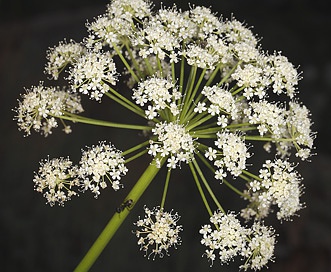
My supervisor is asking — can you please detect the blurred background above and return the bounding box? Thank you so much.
[1,0,330,271]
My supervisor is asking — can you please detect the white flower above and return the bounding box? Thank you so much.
[149,121,196,168]
[267,53,299,98]
[201,212,275,270]
[33,157,79,206]
[247,101,286,138]
[242,159,304,221]
[240,222,276,271]
[185,44,218,69]
[207,131,249,177]
[189,6,222,39]
[134,206,182,259]
[68,51,117,100]
[202,85,239,120]
[45,40,85,80]
[78,141,128,197]
[200,212,248,265]
[287,101,314,157]
[132,76,181,119]
[14,83,84,136]
[107,0,152,20]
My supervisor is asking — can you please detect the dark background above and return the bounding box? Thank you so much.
[1,0,330,271]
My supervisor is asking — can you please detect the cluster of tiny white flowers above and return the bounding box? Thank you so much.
[45,40,85,80]
[33,141,128,205]
[242,159,303,221]
[189,6,222,39]
[132,76,181,119]
[200,85,239,121]
[156,7,196,42]
[85,0,152,50]
[185,44,217,69]
[78,142,128,198]
[33,157,79,206]
[287,101,314,158]
[85,15,122,49]
[134,17,181,60]
[149,122,196,168]
[68,51,117,100]
[243,100,314,159]
[14,83,84,136]
[240,222,276,271]
[219,19,257,46]
[200,212,248,265]
[106,0,152,21]
[231,64,269,99]
[200,211,275,270]
[134,206,182,259]
[267,53,299,98]
[205,131,249,178]
[246,101,286,138]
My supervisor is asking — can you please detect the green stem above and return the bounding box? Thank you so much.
[180,65,197,121]
[196,151,245,198]
[104,92,146,119]
[241,169,262,181]
[192,159,224,213]
[196,151,215,173]
[144,58,155,76]
[160,168,171,209]
[113,44,140,83]
[156,55,163,76]
[205,63,222,87]
[186,113,214,131]
[244,136,294,142]
[231,85,245,96]
[171,61,176,84]
[125,149,148,164]
[183,69,207,123]
[217,61,242,87]
[74,157,166,272]
[189,161,212,217]
[59,112,151,131]
[125,43,143,78]
[222,178,245,197]
[122,140,150,157]
[178,51,186,101]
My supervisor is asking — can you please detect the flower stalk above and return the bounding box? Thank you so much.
[74,156,166,272]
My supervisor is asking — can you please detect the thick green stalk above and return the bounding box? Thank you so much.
[74,157,166,272]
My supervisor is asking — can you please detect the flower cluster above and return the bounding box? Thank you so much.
[14,83,84,136]
[132,76,181,119]
[68,51,118,101]
[149,121,196,169]
[15,0,315,270]
[45,40,85,80]
[134,206,182,259]
[78,142,128,197]
[33,157,79,206]
[33,142,127,205]
[200,212,275,270]
[242,159,303,221]
[200,85,239,121]
[205,131,250,178]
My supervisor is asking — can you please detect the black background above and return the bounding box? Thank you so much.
[1,0,330,271]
